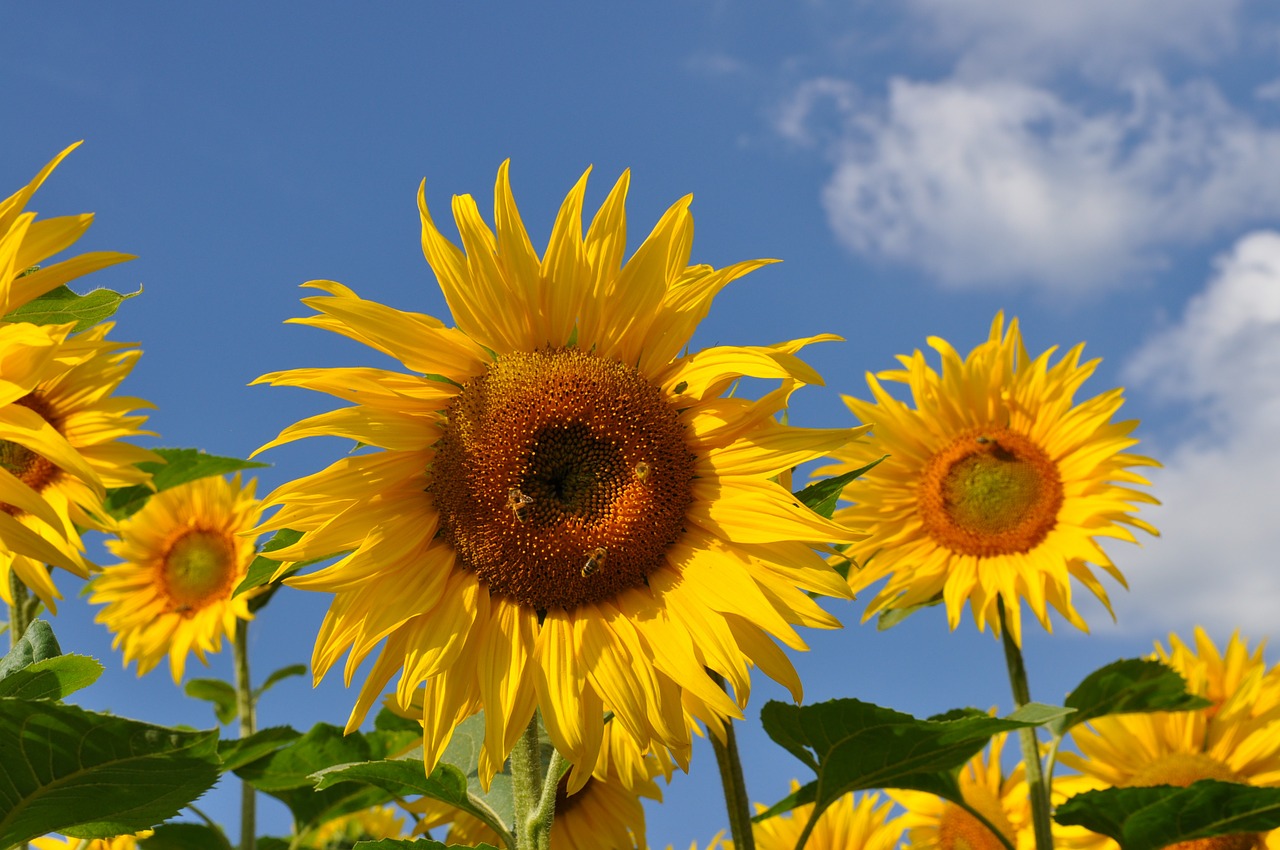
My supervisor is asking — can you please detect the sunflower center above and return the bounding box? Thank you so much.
[162,529,238,612]
[936,785,1016,850]
[1124,756,1259,850]
[0,393,61,515]
[429,347,695,611]
[918,428,1063,557]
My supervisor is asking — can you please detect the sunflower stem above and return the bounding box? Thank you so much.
[511,711,546,849]
[233,618,256,850]
[709,673,756,850]
[998,601,1054,850]
[7,571,34,649]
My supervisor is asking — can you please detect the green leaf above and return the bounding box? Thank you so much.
[876,594,943,630]
[435,713,515,829]
[793,456,886,519]
[313,759,512,841]
[355,840,495,850]
[1053,658,1213,736]
[0,653,103,700]
[2,283,141,331]
[234,529,339,600]
[756,698,1046,824]
[0,619,62,680]
[140,822,233,850]
[0,698,220,846]
[1055,781,1280,850]
[217,726,302,772]
[103,448,269,520]
[374,706,421,734]
[185,678,239,725]
[255,663,307,699]
[256,838,291,850]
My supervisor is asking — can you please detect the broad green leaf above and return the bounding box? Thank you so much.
[103,448,268,520]
[217,726,302,772]
[313,759,513,840]
[793,456,886,519]
[1052,658,1213,736]
[0,619,62,679]
[374,706,421,734]
[256,838,291,850]
[140,822,233,850]
[0,653,103,700]
[1055,781,1280,850]
[234,529,339,601]
[436,713,515,828]
[3,283,141,331]
[756,698,1046,823]
[0,698,220,846]
[186,678,239,725]
[355,840,496,849]
[255,663,307,699]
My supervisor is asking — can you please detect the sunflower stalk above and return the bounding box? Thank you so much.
[710,673,756,850]
[7,571,38,649]
[511,712,551,849]
[233,618,257,850]
[998,601,1054,850]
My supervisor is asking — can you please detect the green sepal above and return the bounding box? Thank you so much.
[2,283,141,330]
[793,456,886,519]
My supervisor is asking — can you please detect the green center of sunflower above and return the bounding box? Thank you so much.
[936,785,1016,850]
[429,347,696,612]
[918,428,1064,557]
[163,529,237,613]
[0,394,61,516]
[1125,756,1259,850]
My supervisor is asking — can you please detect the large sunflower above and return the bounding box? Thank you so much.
[1059,629,1280,850]
[892,732,1032,850]
[88,474,262,681]
[820,313,1157,644]
[747,782,904,850]
[1,143,154,609]
[301,805,407,848]
[254,163,860,786]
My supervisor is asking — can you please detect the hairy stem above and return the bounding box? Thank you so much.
[998,601,1054,850]
[511,712,545,849]
[709,672,756,850]
[233,618,256,850]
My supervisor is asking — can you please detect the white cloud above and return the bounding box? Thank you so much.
[905,0,1240,79]
[803,77,1280,292]
[1116,232,1280,637]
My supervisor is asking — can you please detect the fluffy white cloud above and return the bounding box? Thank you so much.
[905,0,1241,79]
[1115,232,1280,636]
[806,77,1280,291]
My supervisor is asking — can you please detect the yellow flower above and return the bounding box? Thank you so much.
[301,805,406,848]
[31,830,151,849]
[749,783,904,850]
[1,144,154,609]
[254,162,860,787]
[414,722,666,849]
[1060,629,1280,850]
[892,733,1031,850]
[89,474,262,682]
[822,313,1157,644]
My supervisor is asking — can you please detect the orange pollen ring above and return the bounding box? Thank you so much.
[0,393,62,516]
[917,427,1064,558]
[428,347,696,612]
[161,528,239,615]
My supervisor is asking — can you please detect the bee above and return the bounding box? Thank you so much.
[633,461,651,482]
[506,488,534,523]
[582,547,606,577]
[976,436,992,445]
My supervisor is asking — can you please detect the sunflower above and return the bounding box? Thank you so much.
[31,831,151,850]
[88,474,262,681]
[253,162,860,787]
[301,804,407,848]
[892,732,1031,850]
[413,721,666,849]
[747,782,904,850]
[819,313,1158,644]
[1,143,154,609]
[1059,629,1280,850]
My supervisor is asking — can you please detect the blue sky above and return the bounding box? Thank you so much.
[6,3,1280,847]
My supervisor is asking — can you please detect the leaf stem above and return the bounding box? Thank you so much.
[709,672,756,850]
[511,711,545,849]
[998,600,1054,850]
[233,618,256,850]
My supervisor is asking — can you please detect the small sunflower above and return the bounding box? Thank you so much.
[820,313,1158,644]
[89,474,262,682]
[892,733,1031,850]
[254,162,860,787]
[749,782,904,850]
[31,831,151,850]
[1060,629,1280,850]
[414,721,666,849]
[1,143,154,609]
[301,804,407,848]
